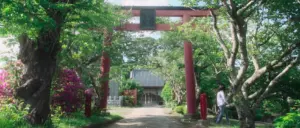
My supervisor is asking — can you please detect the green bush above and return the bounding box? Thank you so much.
[174,105,184,114]
[166,102,177,109]
[122,96,135,107]
[174,105,187,115]
[0,104,28,128]
[0,104,123,128]
[183,105,188,114]
[274,112,300,128]
[161,82,173,104]
[119,79,144,105]
[263,99,285,115]
[290,100,300,111]
[255,109,264,121]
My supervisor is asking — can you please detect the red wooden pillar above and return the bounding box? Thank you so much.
[85,88,94,117]
[200,93,207,120]
[99,30,112,110]
[183,14,196,115]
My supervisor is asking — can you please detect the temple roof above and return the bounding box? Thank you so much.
[130,69,164,87]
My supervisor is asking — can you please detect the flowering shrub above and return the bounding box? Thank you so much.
[52,69,85,113]
[4,60,23,89]
[0,60,24,106]
[0,69,13,98]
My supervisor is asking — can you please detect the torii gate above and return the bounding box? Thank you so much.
[99,6,211,117]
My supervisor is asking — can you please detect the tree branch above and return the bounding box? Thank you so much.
[229,0,237,14]
[227,22,239,69]
[271,42,300,67]
[242,42,300,96]
[252,55,260,71]
[222,0,233,17]
[241,54,260,98]
[210,10,230,60]
[237,0,255,16]
[248,88,263,100]
[233,29,249,94]
[257,32,275,47]
[253,56,299,109]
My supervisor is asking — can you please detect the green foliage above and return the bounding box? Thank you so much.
[291,100,300,112]
[0,1,57,37]
[0,104,28,128]
[183,105,188,115]
[263,100,285,115]
[274,112,300,128]
[274,69,300,100]
[151,18,226,107]
[119,79,141,93]
[255,109,264,121]
[161,82,173,105]
[178,2,300,126]
[51,106,64,126]
[51,112,122,128]
[173,105,188,115]
[174,105,186,115]
[119,37,158,65]
[0,1,123,96]
[0,104,122,128]
[0,1,119,37]
[55,3,125,92]
[119,79,143,102]
[151,39,186,105]
[122,96,135,107]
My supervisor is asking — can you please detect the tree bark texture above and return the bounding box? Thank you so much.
[234,94,255,128]
[15,2,69,123]
[16,34,60,124]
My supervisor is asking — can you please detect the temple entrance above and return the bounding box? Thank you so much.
[100,6,211,117]
[141,92,163,106]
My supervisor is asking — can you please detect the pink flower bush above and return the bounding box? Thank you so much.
[52,69,85,113]
[0,69,12,98]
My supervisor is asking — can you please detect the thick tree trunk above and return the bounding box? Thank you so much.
[16,34,60,124]
[234,94,255,128]
[13,1,70,124]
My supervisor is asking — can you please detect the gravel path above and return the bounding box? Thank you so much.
[106,106,187,128]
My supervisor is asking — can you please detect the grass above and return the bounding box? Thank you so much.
[50,112,123,128]
[0,104,123,128]
[167,110,273,128]
[207,115,273,128]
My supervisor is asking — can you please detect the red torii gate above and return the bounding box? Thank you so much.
[99,6,211,117]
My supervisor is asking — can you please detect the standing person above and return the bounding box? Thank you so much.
[216,84,229,124]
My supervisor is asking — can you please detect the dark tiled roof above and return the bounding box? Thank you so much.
[130,69,164,87]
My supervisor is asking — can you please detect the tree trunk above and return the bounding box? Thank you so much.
[234,94,255,128]
[16,34,60,124]
[13,2,70,124]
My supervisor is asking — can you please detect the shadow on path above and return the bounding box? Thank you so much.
[104,106,191,128]
[106,115,187,128]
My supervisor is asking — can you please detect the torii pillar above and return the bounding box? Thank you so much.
[99,30,112,110]
[183,14,196,116]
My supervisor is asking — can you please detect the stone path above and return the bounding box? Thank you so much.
[105,106,187,128]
